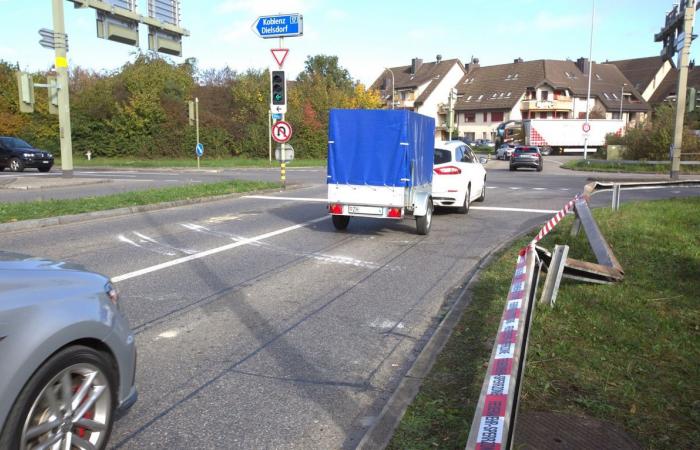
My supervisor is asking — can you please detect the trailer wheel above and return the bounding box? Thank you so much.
[332,215,350,230]
[416,199,433,235]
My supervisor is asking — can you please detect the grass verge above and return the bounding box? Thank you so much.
[561,159,700,174]
[55,157,326,169]
[0,179,276,224]
[388,197,700,450]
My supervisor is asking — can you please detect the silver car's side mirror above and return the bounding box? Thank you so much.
[479,156,488,165]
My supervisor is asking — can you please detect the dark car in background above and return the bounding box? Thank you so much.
[0,252,137,449]
[509,146,543,172]
[0,137,54,172]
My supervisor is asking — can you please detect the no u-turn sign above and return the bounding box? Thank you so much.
[272,120,293,143]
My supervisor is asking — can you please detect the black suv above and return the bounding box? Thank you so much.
[0,137,54,172]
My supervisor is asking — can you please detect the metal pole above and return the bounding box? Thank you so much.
[670,1,695,180]
[583,0,595,160]
[195,97,200,169]
[52,0,73,177]
[268,111,272,165]
[384,67,394,109]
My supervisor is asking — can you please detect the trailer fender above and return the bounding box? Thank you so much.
[413,191,432,216]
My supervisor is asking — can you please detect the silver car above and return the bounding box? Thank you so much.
[0,253,136,449]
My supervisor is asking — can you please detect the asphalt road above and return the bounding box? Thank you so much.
[1,159,698,449]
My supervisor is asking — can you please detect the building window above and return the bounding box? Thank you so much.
[553,90,565,100]
[539,112,548,119]
[466,112,475,122]
[527,89,536,100]
[578,112,586,119]
[541,91,549,101]
[483,112,488,121]
[492,111,504,122]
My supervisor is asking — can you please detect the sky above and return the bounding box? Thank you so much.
[0,0,695,86]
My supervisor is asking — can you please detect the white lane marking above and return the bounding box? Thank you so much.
[243,195,559,215]
[509,187,521,190]
[533,187,547,191]
[132,231,198,255]
[133,231,158,243]
[243,195,328,203]
[471,206,559,214]
[560,188,570,191]
[369,319,405,330]
[118,235,142,248]
[157,330,179,339]
[112,216,329,283]
[181,222,381,269]
[486,186,498,189]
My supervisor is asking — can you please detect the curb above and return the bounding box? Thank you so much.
[1,178,112,190]
[357,230,532,450]
[0,184,309,234]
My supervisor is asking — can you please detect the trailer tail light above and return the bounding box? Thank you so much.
[329,203,343,214]
[434,166,461,175]
[387,207,402,218]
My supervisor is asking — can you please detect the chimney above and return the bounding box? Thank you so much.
[514,57,524,63]
[690,59,696,70]
[465,56,480,73]
[411,58,423,75]
[436,54,443,63]
[576,57,591,74]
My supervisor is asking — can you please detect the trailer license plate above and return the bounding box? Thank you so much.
[348,205,383,215]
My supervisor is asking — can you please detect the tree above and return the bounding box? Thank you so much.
[297,55,353,92]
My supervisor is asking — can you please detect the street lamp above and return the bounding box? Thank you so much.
[619,83,627,121]
[384,67,395,109]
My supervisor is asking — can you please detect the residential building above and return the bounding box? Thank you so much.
[450,57,651,142]
[607,56,673,102]
[370,56,466,138]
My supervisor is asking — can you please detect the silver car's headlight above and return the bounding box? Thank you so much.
[46,153,53,158]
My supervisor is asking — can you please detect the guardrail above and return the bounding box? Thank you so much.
[466,179,700,449]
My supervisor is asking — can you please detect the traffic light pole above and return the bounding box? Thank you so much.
[670,2,695,180]
[52,0,74,177]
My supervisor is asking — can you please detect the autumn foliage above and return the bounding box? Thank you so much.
[0,53,382,159]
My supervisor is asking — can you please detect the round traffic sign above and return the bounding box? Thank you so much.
[582,122,591,133]
[272,120,293,143]
[195,142,204,157]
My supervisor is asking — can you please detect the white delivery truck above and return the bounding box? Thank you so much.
[523,119,625,154]
[327,109,435,235]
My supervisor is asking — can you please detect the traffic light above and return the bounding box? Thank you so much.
[271,70,286,106]
[16,72,35,113]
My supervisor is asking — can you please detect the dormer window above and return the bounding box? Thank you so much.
[612,93,618,99]
[506,74,512,80]
[466,95,472,101]
[506,92,512,97]
[513,73,519,79]
[477,94,484,101]
[499,92,504,98]
[595,74,602,80]
[603,93,610,99]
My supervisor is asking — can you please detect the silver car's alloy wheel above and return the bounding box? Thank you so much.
[21,363,112,450]
[10,158,21,172]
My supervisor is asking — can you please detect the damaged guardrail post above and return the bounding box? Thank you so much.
[539,245,568,307]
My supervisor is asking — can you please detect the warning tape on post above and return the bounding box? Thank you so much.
[466,194,580,450]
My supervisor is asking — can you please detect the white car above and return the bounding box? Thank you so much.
[432,141,487,213]
[496,143,515,160]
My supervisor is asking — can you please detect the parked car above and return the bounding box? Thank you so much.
[509,146,543,172]
[432,141,487,213]
[0,252,137,449]
[496,143,516,160]
[0,137,54,172]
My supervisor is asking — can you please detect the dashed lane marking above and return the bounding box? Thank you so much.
[470,206,559,214]
[243,195,329,202]
[111,216,328,283]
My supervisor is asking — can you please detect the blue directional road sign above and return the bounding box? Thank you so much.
[252,14,303,39]
[195,142,204,157]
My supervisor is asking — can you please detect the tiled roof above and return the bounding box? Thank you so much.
[454,59,650,113]
[606,56,667,92]
[370,58,464,106]
[454,60,545,110]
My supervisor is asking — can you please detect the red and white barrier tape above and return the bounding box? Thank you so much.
[523,195,578,252]
[474,247,531,450]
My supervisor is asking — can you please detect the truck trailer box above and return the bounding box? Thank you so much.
[524,119,624,152]
[327,109,435,234]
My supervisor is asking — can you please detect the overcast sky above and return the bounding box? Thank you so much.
[0,0,695,85]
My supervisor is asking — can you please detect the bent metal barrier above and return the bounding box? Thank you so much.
[465,179,700,449]
[464,196,577,450]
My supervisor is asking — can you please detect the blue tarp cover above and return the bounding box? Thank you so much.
[327,109,435,187]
